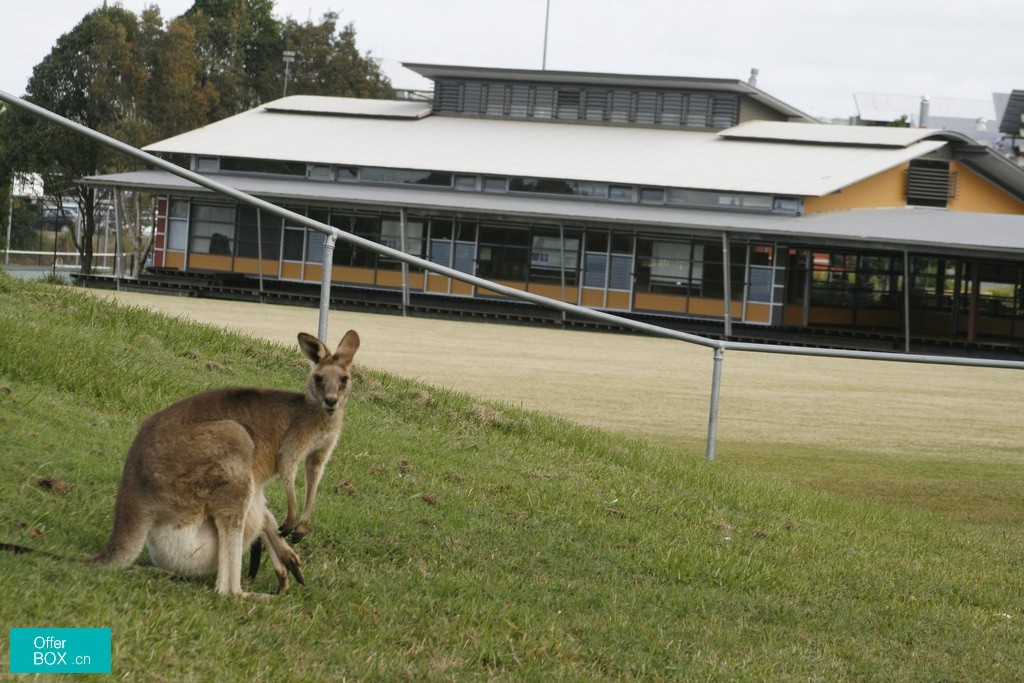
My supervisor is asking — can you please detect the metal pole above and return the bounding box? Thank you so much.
[705,344,725,461]
[113,188,123,289]
[256,209,265,296]
[558,223,567,325]
[399,207,409,316]
[903,250,912,353]
[542,0,552,70]
[721,233,732,338]
[5,180,14,267]
[317,232,336,342]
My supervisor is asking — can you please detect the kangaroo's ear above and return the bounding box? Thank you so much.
[297,332,330,365]
[336,329,360,363]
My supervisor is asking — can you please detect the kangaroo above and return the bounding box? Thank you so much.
[85,330,360,596]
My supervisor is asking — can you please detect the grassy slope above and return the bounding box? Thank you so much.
[0,272,1021,682]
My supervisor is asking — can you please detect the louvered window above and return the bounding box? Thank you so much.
[485,84,506,115]
[463,82,483,115]
[906,159,956,208]
[636,91,658,124]
[685,94,711,127]
[434,81,460,113]
[555,90,581,119]
[430,77,739,129]
[711,96,740,129]
[584,90,608,121]
[509,85,531,117]
[609,90,633,123]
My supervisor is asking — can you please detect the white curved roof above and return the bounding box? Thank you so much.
[144,96,948,198]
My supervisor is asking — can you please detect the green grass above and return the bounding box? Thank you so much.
[1,271,1022,681]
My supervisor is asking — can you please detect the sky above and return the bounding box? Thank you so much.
[2,0,1023,121]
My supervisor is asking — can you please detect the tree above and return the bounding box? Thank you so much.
[255,14,393,101]
[0,5,153,274]
[147,13,219,137]
[183,0,281,119]
[0,1,393,275]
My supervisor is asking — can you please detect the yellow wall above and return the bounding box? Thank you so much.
[188,254,233,271]
[804,164,907,214]
[804,160,1024,215]
[948,163,1024,214]
[163,252,185,270]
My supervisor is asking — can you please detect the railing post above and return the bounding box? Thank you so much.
[318,232,337,342]
[399,207,409,316]
[705,343,725,461]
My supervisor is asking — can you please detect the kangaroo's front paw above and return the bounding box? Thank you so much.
[278,547,305,589]
[279,522,309,543]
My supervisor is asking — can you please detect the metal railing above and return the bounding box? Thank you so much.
[3,88,1023,462]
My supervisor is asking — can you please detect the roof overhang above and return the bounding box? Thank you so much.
[84,169,1024,260]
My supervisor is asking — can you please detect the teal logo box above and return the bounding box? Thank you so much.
[9,628,112,674]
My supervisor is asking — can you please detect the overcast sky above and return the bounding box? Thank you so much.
[2,0,1022,120]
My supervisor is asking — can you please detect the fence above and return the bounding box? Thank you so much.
[3,88,1023,461]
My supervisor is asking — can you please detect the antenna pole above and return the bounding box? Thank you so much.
[542,0,551,70]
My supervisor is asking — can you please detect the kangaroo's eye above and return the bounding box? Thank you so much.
[314,375,324,385]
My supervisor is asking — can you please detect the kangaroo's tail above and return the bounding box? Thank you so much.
[0,542,72,561]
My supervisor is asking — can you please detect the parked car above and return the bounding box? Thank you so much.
[33,203,80,231]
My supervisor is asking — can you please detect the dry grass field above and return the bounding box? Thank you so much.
[90,290,1022,467]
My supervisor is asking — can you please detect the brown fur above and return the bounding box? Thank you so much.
[89,330,360,596]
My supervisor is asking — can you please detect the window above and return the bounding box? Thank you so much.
[533,87,554,119]
[454,175,478,191]
[380,219,424,256]
[773,197,801,213]
[195,157,219,173]
[585,90,608,121]
[583,232,632,291]
[610,186,634,202]
[331,214,379,268]
[640,188,665,204]
[634,238,736,300]
[685,94,711,127]
[434,81,460,113]
[906,159,954,208]
[477,226,530,281]
[483,177,508,192]
[710,96,740,129]
[660,93,684,125]
[360,168,453,187]
[429,219,476,275]
[283,228,305,261]
[308,165,332,181]
[463,82,483,114]
[636,91,658,124]
[431,78,740,128]
[166,199,189,251]
[190,204,236,255]
[530,230,580,285]
[236,206,282,259]
[556,90,581,120]
[485,84,506,115]
[509,85,531,117]
[610,90,633,123]
[805,251,903,308]
[219,157,306,176]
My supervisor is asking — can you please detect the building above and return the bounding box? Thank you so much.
[85,64,1024,355]
[853,92,1000,147]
